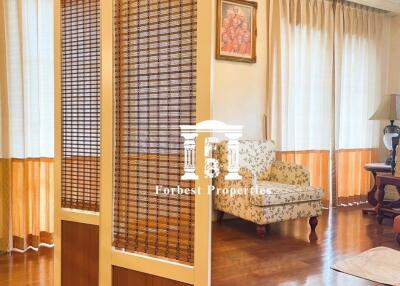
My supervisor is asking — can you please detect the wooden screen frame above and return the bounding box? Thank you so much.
[54,1,101,285]
[55,0,213,285]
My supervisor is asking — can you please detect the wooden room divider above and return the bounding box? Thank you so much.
[54,0,213,285]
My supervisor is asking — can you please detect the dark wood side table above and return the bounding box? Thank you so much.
[376,174,400,224]
[362,163,392,215]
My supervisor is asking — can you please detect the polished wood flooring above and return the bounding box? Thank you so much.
[0,247,53,286]
[0,207,397,286]
[212,206,399,286]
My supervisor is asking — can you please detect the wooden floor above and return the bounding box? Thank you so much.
[0,207,397,286]
[0,247,53,286]
[212,206,399,286]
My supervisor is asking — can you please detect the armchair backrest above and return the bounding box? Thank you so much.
[215,140,276,180]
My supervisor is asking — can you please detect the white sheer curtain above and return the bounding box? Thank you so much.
[335,4,388,149]
[5,0,54,158]
[268,0,333,151]
[0,0,54,251]
[334,3,390,205]
[267,0,334,203]
[267,0,391,206]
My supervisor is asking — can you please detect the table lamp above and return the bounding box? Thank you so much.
[369,93,400,165]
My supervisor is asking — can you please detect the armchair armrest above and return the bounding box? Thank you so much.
[213,167,254,190]
[269,161,310,186]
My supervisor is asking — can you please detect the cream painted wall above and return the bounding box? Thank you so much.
[211,0,267,140]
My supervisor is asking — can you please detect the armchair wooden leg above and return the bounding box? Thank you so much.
[217,211,224,224]
[376,213,384,224]
[376,184,386,225]
[309,216,318,232]
[256,225,266,239]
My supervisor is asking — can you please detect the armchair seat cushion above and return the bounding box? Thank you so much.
[250,181,323,207]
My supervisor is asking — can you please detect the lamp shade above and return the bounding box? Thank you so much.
[369,93,400,120]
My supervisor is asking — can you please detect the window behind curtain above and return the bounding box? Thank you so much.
[334,3,389,205]
[269,0,334,203]
[268,0,390,206]
[2,0,55,251]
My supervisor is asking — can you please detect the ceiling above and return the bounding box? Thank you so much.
[350,0,400,13]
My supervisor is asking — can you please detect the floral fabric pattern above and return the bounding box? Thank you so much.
[215,140,275,181]
[239,140,275,180]
[213,167,253,190]
[250,181,323,207]
[214,192,322,225]
[213,140,323,226]
[269,161,310,186]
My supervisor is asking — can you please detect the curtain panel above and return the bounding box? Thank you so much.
[0,0,10,253]
[333,2,390,206]
[0,0,54,252]
[267,0,390,206]
[335,149,378,205]
[267,0,334,205]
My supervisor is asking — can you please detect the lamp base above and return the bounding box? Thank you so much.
[385,154,393,166]
[383,120,400,166]
[384,120,400,135]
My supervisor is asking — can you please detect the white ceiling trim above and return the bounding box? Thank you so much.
[348,0,400,13]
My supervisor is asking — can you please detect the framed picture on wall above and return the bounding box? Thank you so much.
[216,0,257,63]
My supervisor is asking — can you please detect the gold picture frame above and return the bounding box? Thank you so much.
[216,0,257,63]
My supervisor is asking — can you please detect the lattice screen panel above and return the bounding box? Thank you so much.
[61,0,100,211]
[113,0,197,264]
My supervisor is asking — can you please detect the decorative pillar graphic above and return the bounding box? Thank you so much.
[204,137,220,178]
[225,132,242,180]
[181,132,199,180]
[181,120,242,180]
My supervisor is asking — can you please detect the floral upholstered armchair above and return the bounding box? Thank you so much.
[213,140,323,238]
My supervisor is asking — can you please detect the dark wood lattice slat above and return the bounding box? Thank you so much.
[61,0,100,212]
[113,0,197,264]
